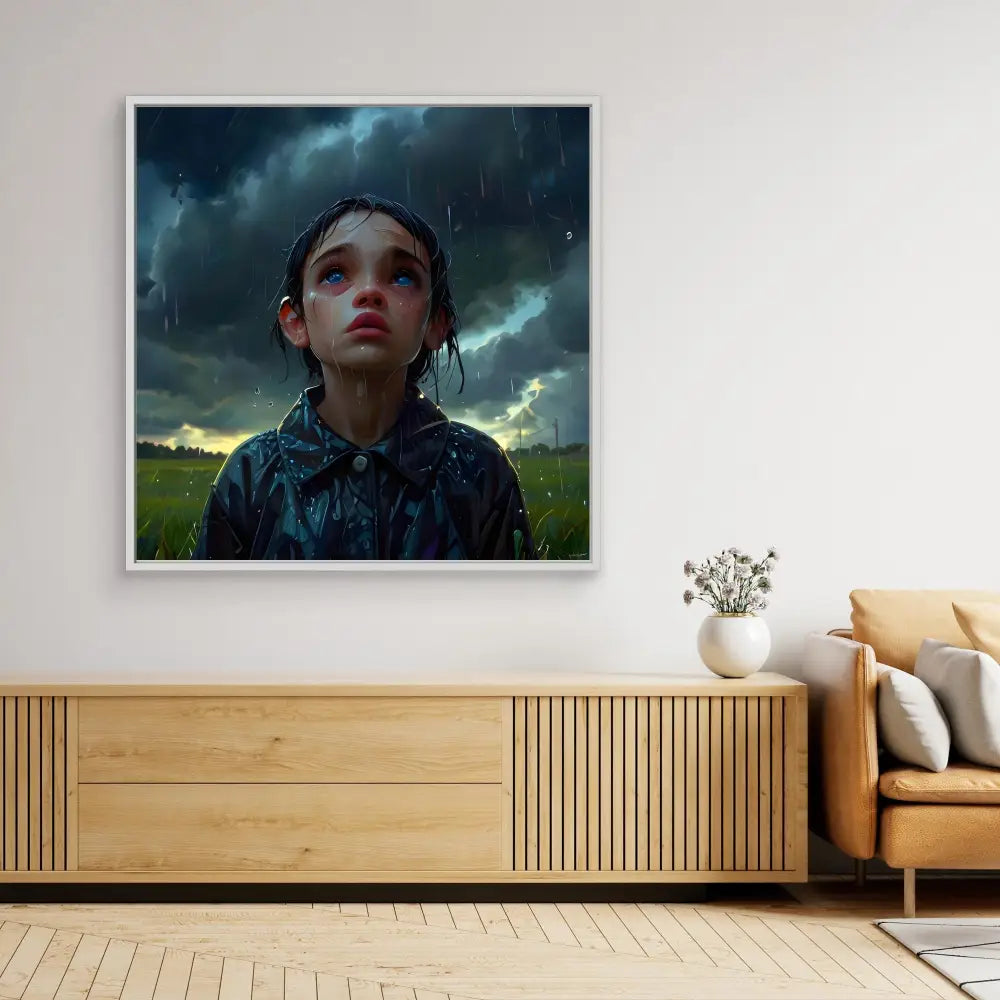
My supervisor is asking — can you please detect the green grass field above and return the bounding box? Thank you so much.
[511,454,590,560]
[135,459,224,561]
[135,454,589,561]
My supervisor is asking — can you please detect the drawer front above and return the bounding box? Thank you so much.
[79,783,501,871]
[79,697,501,783]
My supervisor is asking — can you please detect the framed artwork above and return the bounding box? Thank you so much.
[126,96,599,570]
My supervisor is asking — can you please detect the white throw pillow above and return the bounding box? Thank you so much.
[914,638,1000,768]
[876,664,951,771]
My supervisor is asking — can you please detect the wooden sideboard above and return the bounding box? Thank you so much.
[0,673,806,883]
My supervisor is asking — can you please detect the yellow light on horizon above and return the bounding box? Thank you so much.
[146,423,249,457]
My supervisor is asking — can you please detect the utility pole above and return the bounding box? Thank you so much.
[554,418,564,496]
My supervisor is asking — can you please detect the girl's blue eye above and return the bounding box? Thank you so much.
[320,267,417,287]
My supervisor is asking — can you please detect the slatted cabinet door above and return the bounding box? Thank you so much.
[507,693,806,880]
[1,696,75,873]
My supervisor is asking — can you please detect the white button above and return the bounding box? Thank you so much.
[351,454,368,473]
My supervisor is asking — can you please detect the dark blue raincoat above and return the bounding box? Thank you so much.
[191,383,536,560]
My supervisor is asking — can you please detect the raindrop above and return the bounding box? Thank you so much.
[252,402,257,407]
[268,401,274,407]
[510,378,514,395]
[547,491,552,498]
[163,315,169,333]
[254,387,261,394]
[566,232,573,240]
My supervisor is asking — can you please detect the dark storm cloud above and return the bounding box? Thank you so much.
[136,106,355,199]
[137,338,274,413]
[439,240,589,411]
[134,104,591,444]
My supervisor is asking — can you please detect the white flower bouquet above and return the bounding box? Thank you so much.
[683,547,779,614]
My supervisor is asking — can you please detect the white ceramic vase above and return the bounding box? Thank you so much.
[697,613,771,678]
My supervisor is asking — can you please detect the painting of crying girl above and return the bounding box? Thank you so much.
[131,101,593,564]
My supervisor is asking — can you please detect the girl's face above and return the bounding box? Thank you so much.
[278,210,447,380]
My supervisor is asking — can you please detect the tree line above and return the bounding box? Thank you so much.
[508,443,589,458]
[136,440,589,461]
[136,441,227,460]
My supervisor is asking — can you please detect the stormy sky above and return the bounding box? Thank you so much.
[133,103,591,455]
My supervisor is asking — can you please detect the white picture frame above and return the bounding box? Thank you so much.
[126,96,600,571]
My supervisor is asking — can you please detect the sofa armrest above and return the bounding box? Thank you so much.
[802,632,879,860]
[828,628,853,639]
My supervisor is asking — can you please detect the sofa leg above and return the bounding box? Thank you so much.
[903,868,916,918]
[855,859,867,888]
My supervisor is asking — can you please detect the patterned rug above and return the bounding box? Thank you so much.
[876,919,1000,999]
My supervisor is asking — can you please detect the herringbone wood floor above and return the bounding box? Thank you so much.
[2,879,996,1000]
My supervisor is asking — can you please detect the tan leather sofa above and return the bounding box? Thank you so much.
[804,589,1000,916]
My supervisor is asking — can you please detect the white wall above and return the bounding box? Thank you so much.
[1,0,998,683]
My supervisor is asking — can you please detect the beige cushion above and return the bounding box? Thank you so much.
[953,599,1000,661]
[850,589,1000,671]
[914,639,1000,768]
[876,664,950,771]
[880,763,1000,804]
[881,804,1000,869]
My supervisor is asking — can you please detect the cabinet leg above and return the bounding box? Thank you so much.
[855,859,867,888]
[903,868,916,918]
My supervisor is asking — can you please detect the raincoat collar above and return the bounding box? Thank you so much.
[277,382,450,489]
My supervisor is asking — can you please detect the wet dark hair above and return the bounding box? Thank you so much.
[270,193,464,397]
